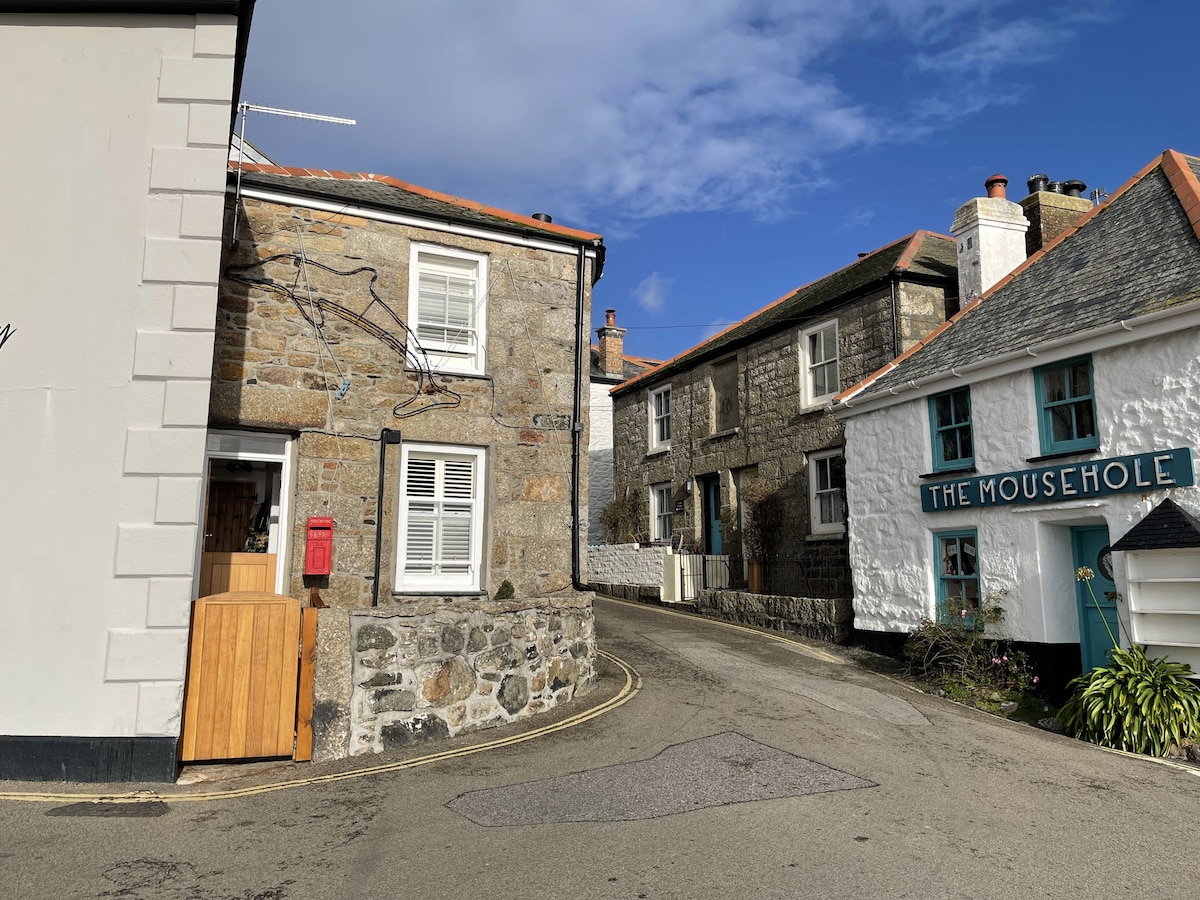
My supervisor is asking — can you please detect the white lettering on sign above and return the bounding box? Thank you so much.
[1103,461,1129,490]
[1154,454,1177,486]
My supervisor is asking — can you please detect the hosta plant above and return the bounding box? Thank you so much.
[1057,644,1200,757]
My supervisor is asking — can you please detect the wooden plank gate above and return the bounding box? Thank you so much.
[180,592,317,763]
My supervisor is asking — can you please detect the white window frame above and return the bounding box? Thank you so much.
[800,319,839,408]
[808,448,846,535]
[651,482,674,542]
[395,443,486,592]
[408,242,488,376]
[648,385,672,451]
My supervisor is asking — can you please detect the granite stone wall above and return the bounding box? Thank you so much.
[212,196,594,605]
[312,594,595,759]
[695,589,853,643]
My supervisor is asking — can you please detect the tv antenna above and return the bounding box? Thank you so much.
[231,102,357,246]
[1089,187,1108,206]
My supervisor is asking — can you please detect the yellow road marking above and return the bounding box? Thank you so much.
[596,594,846,664]
[0,649,642,805]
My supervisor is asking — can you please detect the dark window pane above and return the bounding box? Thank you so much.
[1074,400,1096,438]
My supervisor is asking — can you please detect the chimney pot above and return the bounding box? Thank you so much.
[597,308,627,378]
[1047,181,1066,194]
[1027,173,1050,194]
[985,174,1009,199]
[532,212,553,223]
[1062,179,1087,198]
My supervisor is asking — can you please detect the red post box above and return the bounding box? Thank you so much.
[304,516,334,576]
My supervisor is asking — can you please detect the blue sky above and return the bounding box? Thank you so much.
[240,0,1200,363]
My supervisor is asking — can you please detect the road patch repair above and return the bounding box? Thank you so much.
[446,731,876,825]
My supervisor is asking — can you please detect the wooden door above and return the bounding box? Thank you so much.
[1072,525,1118,671]
[180,592,313,762]
[199,552,277,597]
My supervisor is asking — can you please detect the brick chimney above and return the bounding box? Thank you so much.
[1019,175,1092,256]
[951,174,1030,303]
[596,308,626,378]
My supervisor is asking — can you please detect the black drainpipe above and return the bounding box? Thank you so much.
[571,243,589,591]
[373,427,403,606]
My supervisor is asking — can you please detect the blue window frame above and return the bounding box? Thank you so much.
[929,387,974,472]
[935,529,980,620]
[1035,356,1098,454]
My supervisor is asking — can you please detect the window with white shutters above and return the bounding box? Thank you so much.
[396,445,485,591]
[408,244,488,375]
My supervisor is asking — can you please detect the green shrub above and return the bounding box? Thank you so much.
[494,579,515,601]
[1057,644,1200,756]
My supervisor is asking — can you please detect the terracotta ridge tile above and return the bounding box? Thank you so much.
[893,232,926,271]
[228,162,601,241]
[1161,150,1200,244]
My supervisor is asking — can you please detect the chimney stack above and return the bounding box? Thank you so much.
[596,308,626,378]
[1020,174,1091,256]
[951,173,1030,304]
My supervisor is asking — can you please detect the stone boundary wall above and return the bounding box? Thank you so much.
[589,543,667,586]
[312,594,595,760]
[589,581,663,603]
[695,589,853,644]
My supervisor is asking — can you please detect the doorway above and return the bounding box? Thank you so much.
[1071,524,1118,672]
[701,474,722,555]
[196,431,292,598]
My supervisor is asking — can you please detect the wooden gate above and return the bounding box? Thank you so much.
[180,592,317,763]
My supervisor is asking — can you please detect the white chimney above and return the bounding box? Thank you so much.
[950,174,1029,304]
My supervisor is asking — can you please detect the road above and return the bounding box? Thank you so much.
[2,595,1197,899]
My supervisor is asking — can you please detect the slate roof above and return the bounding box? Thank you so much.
[612,230,956,396]
[589,346,660,384]
[1112,498,1200,551]
[842,151,1200,404]
[231,162,603,245]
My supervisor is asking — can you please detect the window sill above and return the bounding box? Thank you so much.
[1026,446,1100,464]
[706,427,740,441]
[799,400,834,414]
[645,447,671,458]
[920,467,978,480]
[806,531,846,542]
[415,369,491,382]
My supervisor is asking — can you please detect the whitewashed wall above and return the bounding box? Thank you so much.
[844,328,1200,642]
[0,15,236,737]
[588,381,615,544]
[589,543,667,586]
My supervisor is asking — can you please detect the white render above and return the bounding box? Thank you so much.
[588,381,616,544]
[950,196,1029,303]
[588,543,669,586]
[844,327,1200,642]
[0,14,237,737]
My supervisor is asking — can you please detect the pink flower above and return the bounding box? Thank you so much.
[992,658,1001,664]
[1033,676,1039,684]
[1002,656,1008,662]
[960,609,967,619]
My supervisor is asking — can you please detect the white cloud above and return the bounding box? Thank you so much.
[632,272,670,313]
[242,1,1110,227]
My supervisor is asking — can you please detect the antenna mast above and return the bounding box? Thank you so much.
[231,102,356,246]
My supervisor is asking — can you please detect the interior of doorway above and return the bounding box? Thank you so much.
[197,432,291,598]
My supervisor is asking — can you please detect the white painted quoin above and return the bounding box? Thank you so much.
[837,151,1200,681]
[0,5,252,781]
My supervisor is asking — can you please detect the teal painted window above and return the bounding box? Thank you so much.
[935,529,979,620]
[929,387,974,472]
[1035,356,1098,454]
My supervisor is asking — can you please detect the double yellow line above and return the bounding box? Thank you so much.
[0,649,642,805]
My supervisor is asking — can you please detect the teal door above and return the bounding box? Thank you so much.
[1071,525,1118,671]
[702,476,722,555]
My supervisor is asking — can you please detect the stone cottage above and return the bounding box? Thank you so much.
[209,162,605,757]
[609,231,958,609]
[836,151,1200,690]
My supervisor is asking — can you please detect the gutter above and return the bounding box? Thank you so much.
[836,299,1200,415]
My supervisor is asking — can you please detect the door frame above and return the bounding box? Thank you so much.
[194,430,294,598]
[1071,523,1118,671]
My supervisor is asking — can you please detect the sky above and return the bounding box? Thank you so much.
[239,0,1200,364]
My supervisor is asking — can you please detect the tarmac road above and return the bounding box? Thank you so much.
[2,595,1197,899]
